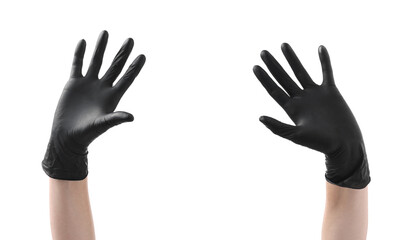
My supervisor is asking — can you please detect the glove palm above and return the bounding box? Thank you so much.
[43,31,145,180]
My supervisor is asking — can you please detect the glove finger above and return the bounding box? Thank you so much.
[114,54,146,97]
[281,43,317,89]
[318,45,335,86]
[70,39,86,78]
[260,50,302,96]
[86,30,109,78]
[102,38,134,85]
[253,65,289,107]
[259,116,298,141]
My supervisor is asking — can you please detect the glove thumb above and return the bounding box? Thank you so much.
[259,116,298,142]
[92,111,134,137]
[80,111,134,147]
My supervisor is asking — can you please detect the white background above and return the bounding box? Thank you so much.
[0,0,409,239]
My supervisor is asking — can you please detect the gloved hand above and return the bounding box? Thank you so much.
[42,31,145,180]
[253,43,370,189]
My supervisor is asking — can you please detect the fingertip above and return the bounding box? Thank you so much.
[281,43,294,55]
[318,45,327,54]
[138,54,146,61]
[127,113,134,122]
[124,38,134,48]
[260,50,269,58]
[259,115,267,123]
[136,54,146,66]
[128,54,146,70]
[76,39,85,48]
[253,65,266,79]
[253,65,261,73]
[115,112,134,124]
[281,42,290,50]
[97,30,109,43]
[117,112,134,122]
[318,45,332,63]
[76,39,86,52]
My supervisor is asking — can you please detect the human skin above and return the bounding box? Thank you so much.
[322,182,368,240]
[49,178,95,240]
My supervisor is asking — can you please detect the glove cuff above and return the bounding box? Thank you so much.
[325,142,370,189]
[42,138,88,181]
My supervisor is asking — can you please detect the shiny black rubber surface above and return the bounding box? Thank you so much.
[42,31,145,180]
[253,43,370,189]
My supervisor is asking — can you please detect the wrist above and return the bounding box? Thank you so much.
[325,142,370,189]
[42,138,89,181]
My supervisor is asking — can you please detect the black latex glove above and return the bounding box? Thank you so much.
[253,43,370,189]
[42,31,145,180]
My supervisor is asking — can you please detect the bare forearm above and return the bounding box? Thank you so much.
[49,178,95,240]
[322,182,368,240]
